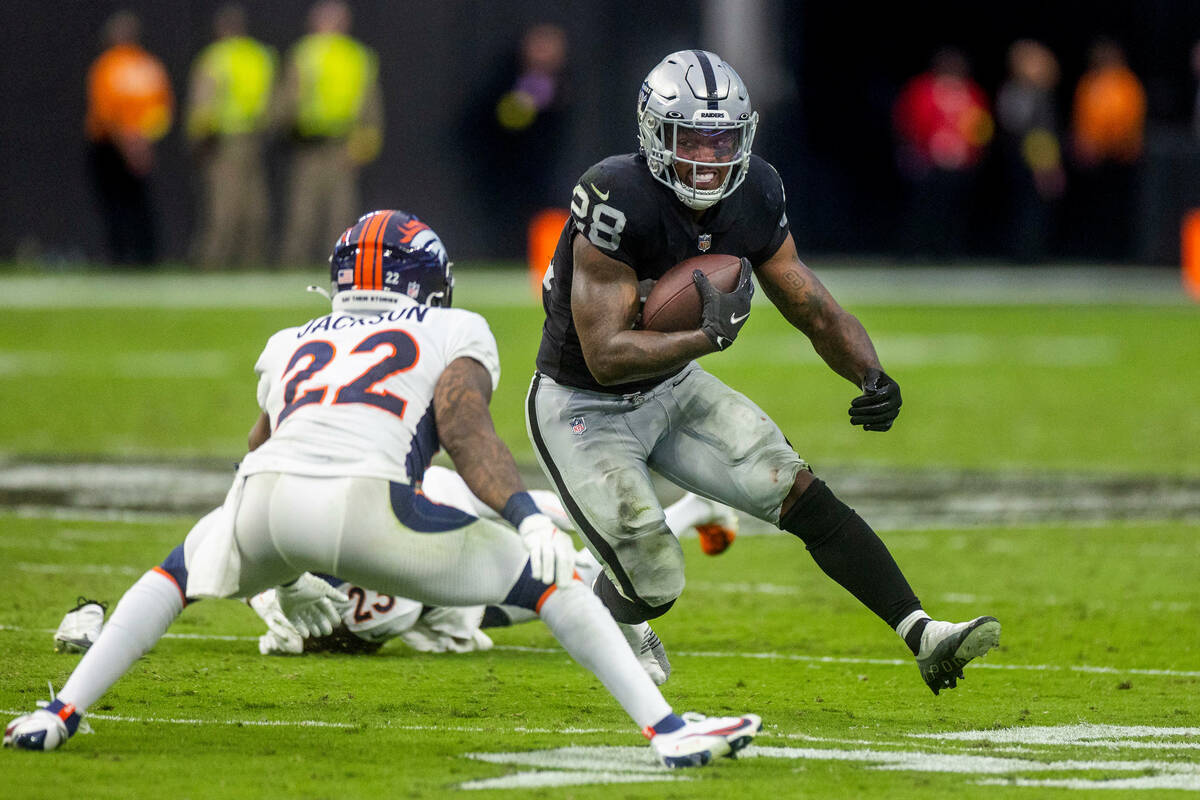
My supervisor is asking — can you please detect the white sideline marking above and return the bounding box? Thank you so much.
[7,506,183,524]
[0,707,624,736]
[978,776,1200,791]
[459,731,1200,791]
[462,770,682,789]
[0,708,356,729]
[0,624,257,642]
[1,623,1197,678]
[4,703,1197,792]
[15,561,141,576]
[910,724,1200,749]
[745,744,1200,774]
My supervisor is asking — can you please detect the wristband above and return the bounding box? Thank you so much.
[501,491,540,528]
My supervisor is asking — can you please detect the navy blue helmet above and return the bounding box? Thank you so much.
[329,210,453,307]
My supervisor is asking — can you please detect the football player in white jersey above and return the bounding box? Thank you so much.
[5,210,759,767]
[248,464,737,682]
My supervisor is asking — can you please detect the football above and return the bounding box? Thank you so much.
[640,253,743,332]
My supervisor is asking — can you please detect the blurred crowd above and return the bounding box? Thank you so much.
[85,3,571,270]
[890,37,1147,263]
[86,2,384,268]
[86,5,1182,268]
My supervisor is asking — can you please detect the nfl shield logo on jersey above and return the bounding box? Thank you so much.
[569,416,586,435]
[406,280,422,299]
[697,234,712,252]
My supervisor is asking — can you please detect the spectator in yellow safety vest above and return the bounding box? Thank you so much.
[274,0,384,267]
[186,4,277,270]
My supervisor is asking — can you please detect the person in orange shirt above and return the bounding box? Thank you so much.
[1072,39,1145,167]
[85,10,174,266]
[1067,38,1146,261]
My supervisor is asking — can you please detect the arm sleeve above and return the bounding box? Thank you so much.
[253,329,293,411]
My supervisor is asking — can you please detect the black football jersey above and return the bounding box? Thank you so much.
[535,153,790,394]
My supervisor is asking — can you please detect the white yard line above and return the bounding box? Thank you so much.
[1,623,1196,678]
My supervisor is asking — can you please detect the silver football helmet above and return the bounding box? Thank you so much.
[637,50,758,210]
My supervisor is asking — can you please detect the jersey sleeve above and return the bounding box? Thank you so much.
[441,310,501,391]
[745,158,791,266]
[568,159,656,270]
[252,327,299,411]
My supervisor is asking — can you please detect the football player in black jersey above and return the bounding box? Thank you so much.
[527,50,1000,696]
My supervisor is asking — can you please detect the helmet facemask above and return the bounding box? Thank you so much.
[640,110,757,210]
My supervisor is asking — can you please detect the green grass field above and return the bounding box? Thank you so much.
[1,266,1198,797]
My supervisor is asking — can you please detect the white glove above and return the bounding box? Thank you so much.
[518,513,577,587]
[274,573,349,638]
[247,589,304,654]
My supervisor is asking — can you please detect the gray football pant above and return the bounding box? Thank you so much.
[526,362,806,608]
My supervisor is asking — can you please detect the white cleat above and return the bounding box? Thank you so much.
[53,597,107,654]
[649,713,762,768]
[619,621,671,685]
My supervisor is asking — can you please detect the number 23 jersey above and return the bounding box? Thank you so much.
[239,296,501,485]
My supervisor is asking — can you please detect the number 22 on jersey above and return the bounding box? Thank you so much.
[277,329,419,425]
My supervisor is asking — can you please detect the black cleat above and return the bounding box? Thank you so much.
[916,616,1001,695]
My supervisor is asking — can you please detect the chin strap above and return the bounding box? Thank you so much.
[306,285,332,301]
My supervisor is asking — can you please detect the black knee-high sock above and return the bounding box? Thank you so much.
[779,478,923,630]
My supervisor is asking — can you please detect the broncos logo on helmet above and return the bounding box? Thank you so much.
[329,210,453,307]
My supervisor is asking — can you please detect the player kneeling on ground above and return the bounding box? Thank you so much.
[5,210,759,768]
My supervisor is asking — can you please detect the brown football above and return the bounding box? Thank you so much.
[641,253,742,332]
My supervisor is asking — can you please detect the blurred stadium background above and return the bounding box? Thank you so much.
[6,0,1200,264]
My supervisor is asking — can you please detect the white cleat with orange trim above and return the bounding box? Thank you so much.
[648,712,761,768]
[4,699,83,751]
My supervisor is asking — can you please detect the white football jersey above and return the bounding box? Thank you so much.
[239,294,500,484]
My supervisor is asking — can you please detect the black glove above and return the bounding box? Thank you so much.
[849,368,902,431]
[694,257,754,350]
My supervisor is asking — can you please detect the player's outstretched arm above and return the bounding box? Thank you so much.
[573,237,714,385]
[433,356,528,513]
[756,234,901,431]
[433,356,575,585]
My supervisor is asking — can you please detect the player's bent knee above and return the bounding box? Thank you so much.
[777,477,855,549]
[501,561,557,612]
[157,544,190,601]
[778,468,817,519]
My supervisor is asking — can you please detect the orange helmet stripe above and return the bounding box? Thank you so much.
[355,212,387,289]
[373,210,396,290]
